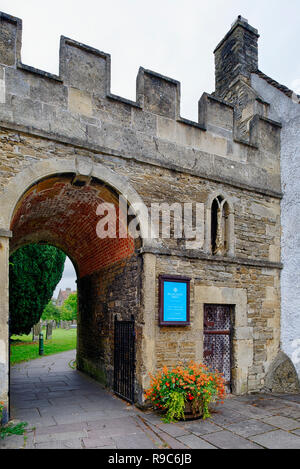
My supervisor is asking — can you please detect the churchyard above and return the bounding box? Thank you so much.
[10,326,77,365]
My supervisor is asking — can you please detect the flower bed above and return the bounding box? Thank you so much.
[144,361,226,423]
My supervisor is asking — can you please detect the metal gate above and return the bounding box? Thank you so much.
[203,304,233,389]
[113,315,135,403]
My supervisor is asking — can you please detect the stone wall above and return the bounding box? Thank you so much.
[77,251,142,398]
[0,12,282,205]
[0,11,291,415]
[0,127,281,264]
[251,72,300,379]
[214,16,259,99]
[152,255,281,394]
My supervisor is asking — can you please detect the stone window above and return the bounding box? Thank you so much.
[204,192,234,257]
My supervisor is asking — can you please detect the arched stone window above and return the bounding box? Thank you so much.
[204,192,234,257]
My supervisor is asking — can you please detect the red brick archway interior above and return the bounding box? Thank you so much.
[10,175,135,278]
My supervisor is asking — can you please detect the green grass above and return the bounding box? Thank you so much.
[10,327,77,365]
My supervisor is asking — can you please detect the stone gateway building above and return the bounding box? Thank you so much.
[0,12,299,418]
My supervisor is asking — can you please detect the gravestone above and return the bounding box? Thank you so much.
[32,322,41,341]
[46,322,53,340]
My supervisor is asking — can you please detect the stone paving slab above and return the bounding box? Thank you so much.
[37,422,88,435]
[86,416,142,437]
[249,429,300,449]
[224,419,276,437]
[261,415,300,431]
[35,438,84,449]
[209,409,247,426]
[177,434,216,449]
[18,416,57,428]
[112,433,159,449]
[35,429,88,443]
[275,394,300,404]
[4,350,300,450]
[148,426,189,449]
[82,436,116,448]
[156,423,189,438]
[201,430,263,449]
[183,419,223,435]
[222,400,276,418]
[0,434,26,449]
[10,408,41,420]
[13,399,52,409]
[38,404,85,416]
[276,407,300,419]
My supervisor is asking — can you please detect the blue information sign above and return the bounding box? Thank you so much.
[164,282,187,322]
[159,275,190,326]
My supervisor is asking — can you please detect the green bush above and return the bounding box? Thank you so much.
[9,244,66,335]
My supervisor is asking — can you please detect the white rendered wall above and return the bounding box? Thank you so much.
[252,73,300,378]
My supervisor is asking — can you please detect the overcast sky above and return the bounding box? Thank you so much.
[3,0,299,294]
[1,0,300,121]
[53,257,77,298]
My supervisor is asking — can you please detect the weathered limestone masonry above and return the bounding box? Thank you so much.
[251,69,300,383]
[0,12,298,418]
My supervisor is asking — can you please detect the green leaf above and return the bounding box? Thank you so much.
[9,245,66,335]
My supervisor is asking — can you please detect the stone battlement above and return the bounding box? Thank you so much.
[0,11,282,197]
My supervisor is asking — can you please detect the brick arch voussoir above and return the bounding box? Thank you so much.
[0,156,154,248]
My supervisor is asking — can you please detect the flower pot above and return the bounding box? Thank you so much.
[182,400,203,421]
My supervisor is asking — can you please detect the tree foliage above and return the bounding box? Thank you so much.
[9,244,66,335]
[60,293,77,321]
[42,300,61,321]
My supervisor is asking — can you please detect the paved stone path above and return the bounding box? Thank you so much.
[1,350,300,449]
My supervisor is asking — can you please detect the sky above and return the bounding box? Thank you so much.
[2,0,299,295]
[1,0,300,121]
[53,256,77,298]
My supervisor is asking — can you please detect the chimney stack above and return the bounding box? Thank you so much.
[214,16,259,98]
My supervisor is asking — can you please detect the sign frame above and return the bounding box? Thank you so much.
[159,275,191,326]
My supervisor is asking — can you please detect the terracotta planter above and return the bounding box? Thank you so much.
[182,400,203,421]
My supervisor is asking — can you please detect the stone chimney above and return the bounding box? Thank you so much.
[214,16,259,99]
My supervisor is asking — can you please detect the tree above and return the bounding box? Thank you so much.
[42,300,61,321]
[60,293,77,321]
[9,244,66,335]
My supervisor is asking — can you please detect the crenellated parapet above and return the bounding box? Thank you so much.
[0,11,282,196]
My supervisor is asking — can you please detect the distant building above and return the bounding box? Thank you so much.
[56,288,76,307]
